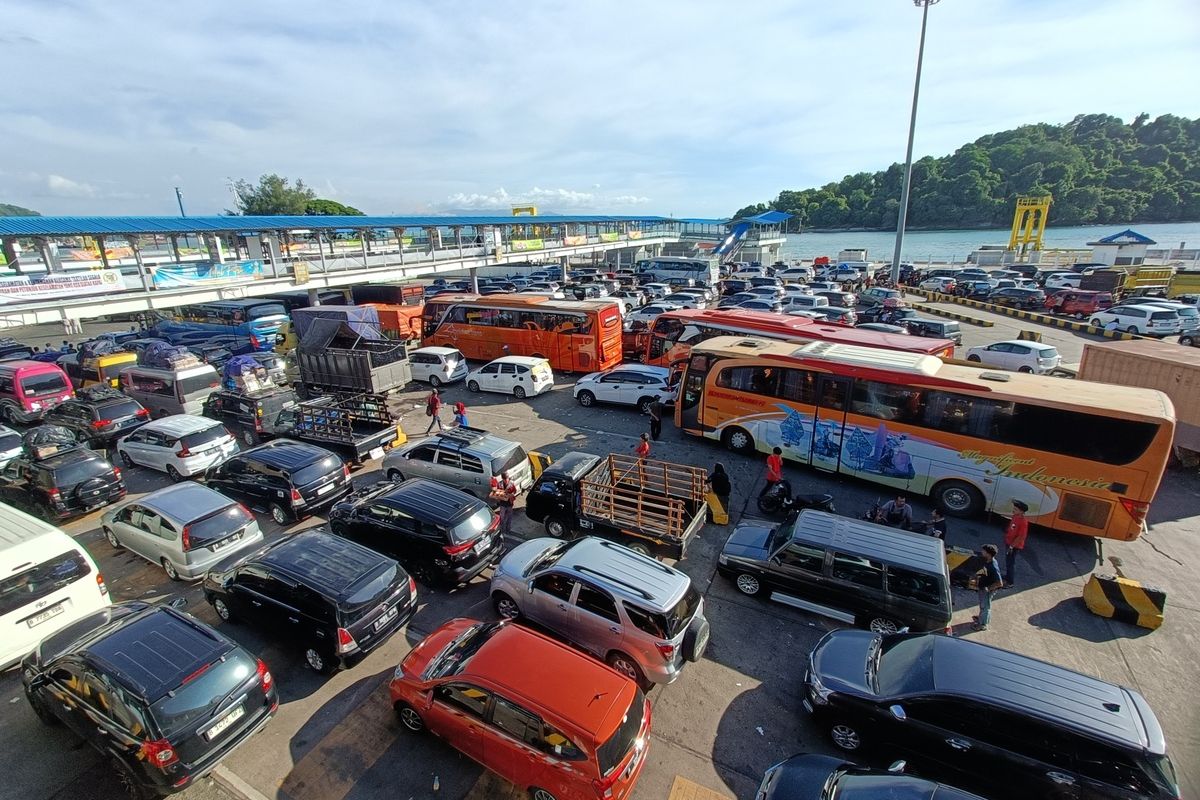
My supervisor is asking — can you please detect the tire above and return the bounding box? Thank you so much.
[722,426,754,455]
[103,526,122,550]
[606,651,648,689]
[513,385,527,399]
[2,405,18,425]
[530,788,559,800]
[26,689,60,726]
[829,720,864,752]
[1073,312,1084,320]
[111,756,152,800]
[1089,318,1102,328]
[733,572,762,596]
[682,615,710,662]
[428,375,441,388]
[242,428,259,446]
[395,701,425,732]
[269,503,291,526]
[636,396,655,414]
[387,469,405,482]
[576,390,596,407]
[1182,335,1195,347]
[467,380,480,393]
[166,465,182,482]
[932,479,985,518]
[304,646,336,675]
[544,517,570,538]
[1127,326,1138,334]
[625,540,652,556]
[1018,366,1034,373]
[966,354,981,363]
[161,559,180,581]
[492,591,521,619]
[757,494,783,514]
[212,597,234,622]
[865,616,901,634]
[119,450,135,468]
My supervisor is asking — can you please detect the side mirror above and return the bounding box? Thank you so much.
[897,626,910,634]
[527,580,536,595]
[889,704,907,722]
[168,597,188,610]
[887,760,906,774]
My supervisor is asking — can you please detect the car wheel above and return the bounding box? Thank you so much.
[161,559,181,581]
[492,591,521,620]
[428,375,441,388]
[1127,326,1138,334]
[387,469,405,482]
[26,689,60,726]
[576,390,596,407]
[722,426,754,455]
[636,396,656,414]
[467,380,480,393]
[866,616,901,634]
[932,479,985,517]
[734,573,762,596]
[111,756,152,800]
[395,701,425,733]
[166,465,182,482]
[682,615,711,662]
[1182,335,1195,347]
[1089,318,1102,327]
[513,385,527,399]
[1073,312,1084,320]
[269,503,291,526]
[103,526,122,550]
[212,597,234,622]
[1018,366,1034,373]
[966,354,981,363]
[118,450,135,468]
[606,651,648,689]
[304,646,336,675]
[530,787,559,800]
[829,721,864,752]
[242,428,259,446]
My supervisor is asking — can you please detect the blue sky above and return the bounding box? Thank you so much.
[2,0,1197,218]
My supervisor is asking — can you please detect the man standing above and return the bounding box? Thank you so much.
[1004,499,1029,586]
[424,388,444,434]
[491,471,518,537]
[759,447,784,498]
[972,544,1004,632]
[878,495,913,530]
[646,395,663,442]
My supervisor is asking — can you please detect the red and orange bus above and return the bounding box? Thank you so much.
[422,294,623,373]
[644,308,954,366]
[677,336,1174,540]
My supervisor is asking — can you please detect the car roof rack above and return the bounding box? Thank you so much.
[571,564,653,600]
[75,385,128,402]
[434,427,489,448]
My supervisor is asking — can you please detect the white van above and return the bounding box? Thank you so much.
[466,356,555,398]
[783,295,830,311]
[1,504,110,669]
[119,363,220,418]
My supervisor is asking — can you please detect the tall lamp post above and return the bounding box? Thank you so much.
[175,186,186,217]
[890,0,940,285]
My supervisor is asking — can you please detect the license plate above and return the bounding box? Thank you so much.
[368,447,384,461]
[374,606,398,631]
[205,704,245,741]
[316,482,335,496]
[212,531,243,551]
[474,535,493,555]
[27,603,65,628]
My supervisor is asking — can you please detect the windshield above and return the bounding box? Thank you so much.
[523,540,583,576]
[20,373,69,397]
[247,303,287,320]
[150,649,255,733]
[291,456,341,486]
[491,445,528,476]
[449,506,494,543]
[597,689,646,776]
[1036,347,1059,359]
[0,550,91,617]
[188,504,252,544]
[425,621,501,679]
[342,563,399,622]
[181,426,229,449]
[942,322,961,333]
[100,400,144,419]
[179,372,219,397]
[53,457,113,485]
[664,584,702,638]
[875,636,935,696]
[0,431,21,452]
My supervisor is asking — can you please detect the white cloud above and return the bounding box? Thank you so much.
[46,174,97,198]
[439,186,650,211]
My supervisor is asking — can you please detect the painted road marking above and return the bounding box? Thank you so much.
[668,775,734,800]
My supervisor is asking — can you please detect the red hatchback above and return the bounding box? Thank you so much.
[390,618,651,800]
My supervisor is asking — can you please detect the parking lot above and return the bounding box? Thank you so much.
[1,351,1197,800]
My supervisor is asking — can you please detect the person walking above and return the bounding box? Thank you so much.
[646,395,663,441]
[972,544,1004,632]
[634,433,651,460]
[452,401,468,428]
[759,446,784,498]
[878,495,913,530]
[1004,499,1029,586]
[491,471,518,537]
[706,462,732,520]
[424,388,444,434]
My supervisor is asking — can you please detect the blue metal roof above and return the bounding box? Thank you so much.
[1092,228,1157,245]
[741,210,793,225]
[0,214,673,237]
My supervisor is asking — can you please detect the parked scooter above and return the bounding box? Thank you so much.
[757,480,836,516]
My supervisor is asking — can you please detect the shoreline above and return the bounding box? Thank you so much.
[794,220,1200,235]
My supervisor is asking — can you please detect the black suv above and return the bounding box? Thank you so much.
[203,440,351,525]
[803,631,1179,800]
[203,529,416,674]
[202,387,296,447]
[328,478,501,586]
[22,601,277,799]
[0,446,126,519]
[758,754,984,800]
[987,287,1046,309]
[42,387,149,450]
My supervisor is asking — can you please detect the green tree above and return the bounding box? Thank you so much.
[305,198,365,216]
[228,174,316,215]
[0,203,40,216]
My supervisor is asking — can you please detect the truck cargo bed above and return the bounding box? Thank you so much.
[578,454,708,555]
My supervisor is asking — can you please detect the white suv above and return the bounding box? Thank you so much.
[1043,272,1082,290]
[965,340,1062,374]
[1089,304,1181,336]
[409,346,469,387]
[1138,300,1198,333]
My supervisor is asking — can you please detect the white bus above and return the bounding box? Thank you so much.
[634,257,720,288]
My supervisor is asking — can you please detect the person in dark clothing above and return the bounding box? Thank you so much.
[707,462,732,517]
[973,544,1004,631]
[424,388,444,434]
[646,396,664,441]
[925,508,947,541]
[879,495,913,530]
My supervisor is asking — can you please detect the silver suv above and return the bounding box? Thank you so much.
[489,537,710,688]
[382,427,532,497]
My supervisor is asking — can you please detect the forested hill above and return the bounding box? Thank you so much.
[734,114,1200,230]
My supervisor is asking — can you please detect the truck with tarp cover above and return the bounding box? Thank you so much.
[291,306,412,395]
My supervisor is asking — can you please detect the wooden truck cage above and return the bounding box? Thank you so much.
[578,454,707,542]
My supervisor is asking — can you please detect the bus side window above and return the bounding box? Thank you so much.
[778,369,815,405]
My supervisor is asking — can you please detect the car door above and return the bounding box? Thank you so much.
[481,694,548,791]
[569,579,624,660]
[424,683,489,764]
[498,363,519,394]
[118,428,151,467]
[399,443,438,481]
[767,541,830,601]
[409,353,431,383]
[1007,343,1032,370]
[526,572,577,633]
[43,661,101,739]
[477,363,500,392]
[110,504,153,561]
[897,698,996,793]
[226,564,274,623]
[353,503,410,562]
[596,371,630,404]
[136,429,170,471]
[825,551,887,624]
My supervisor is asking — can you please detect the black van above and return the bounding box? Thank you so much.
[203,440,351,525]
[717,509,951,633]
[203,529,416,674]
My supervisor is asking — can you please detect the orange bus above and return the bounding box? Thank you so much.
[644,308,955,366]
[422,294,623,373]
[676,336,1174,540]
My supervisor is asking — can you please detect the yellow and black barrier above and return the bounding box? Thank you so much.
[912,304,995,327]
[909,289,1137,339]
[946,546,974,572]
[705,491,729,525]
[1082,573,1166,630]
[528,451,554,481]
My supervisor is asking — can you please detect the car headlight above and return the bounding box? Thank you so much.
[808,670,833,706]
[717,554,728,566]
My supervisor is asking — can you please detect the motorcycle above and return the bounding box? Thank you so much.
[757,480,836,517]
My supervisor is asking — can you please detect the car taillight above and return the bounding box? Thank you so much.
[1119,498,1149,525]
[290,487,302,502]
[47,488,61,502]
[408,575,417,602]
[656,642,675,661]
[342,463,350,479]
[256,658,273,691]
[238,503,252,520]
[443,540,475,559]
[139,738,179,770]
[176,444,191,457]
[135,408,150,417]
[91,419,112,429]
[486,513,501,532]
[112,467,121,480]
[250,334,260,348]
[96,572,108,596]
[336,627,358,654]
[181,526,191,551]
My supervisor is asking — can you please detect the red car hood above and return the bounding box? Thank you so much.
[399,617,479,680]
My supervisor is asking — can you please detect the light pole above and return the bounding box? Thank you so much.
[174,186,186,216]
[890,0,940,285]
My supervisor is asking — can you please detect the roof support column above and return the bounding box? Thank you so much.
[203,234,226,264]
[169,235,182,265]
[315,231,328,273]
[1,238,20,274]
[470,266,479,294]
[455,227,463,259]
[35,237,61,273]
[95,235,111,270]
[394,228,406,265]
[128,236,153,292]
[359,231,369,267]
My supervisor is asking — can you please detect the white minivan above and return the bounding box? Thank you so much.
[120,363,220,417]
[466,356,555,398]
[783,294,830,311]
[1,504,110,669]
[409,346,469,387]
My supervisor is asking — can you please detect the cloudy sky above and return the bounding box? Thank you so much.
[3,0,1197,218]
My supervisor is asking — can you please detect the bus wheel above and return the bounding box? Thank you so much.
[932,480,984,518]
[723,426,754,454]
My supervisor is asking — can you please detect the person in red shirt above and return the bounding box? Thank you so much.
[634,433,651,459]
[759,447,784,498]
[424,389,444,434]
[1004,499,1029,586]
